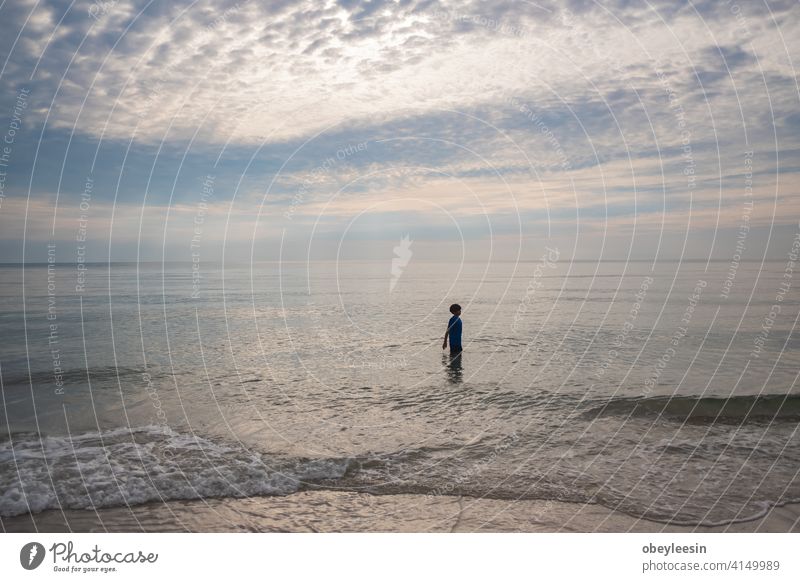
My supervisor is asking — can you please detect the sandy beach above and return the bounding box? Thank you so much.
[4,492,799,533]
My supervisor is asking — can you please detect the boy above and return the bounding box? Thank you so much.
[442,303,462,354]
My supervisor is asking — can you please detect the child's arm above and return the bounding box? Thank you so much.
[442,327,448,350]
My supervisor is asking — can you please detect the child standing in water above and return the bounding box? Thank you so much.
[442,303,462,354]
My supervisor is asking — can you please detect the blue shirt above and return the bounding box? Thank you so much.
[448,315,462,348]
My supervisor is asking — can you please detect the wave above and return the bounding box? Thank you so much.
[584,393,800,424]
[0,426,351,517]
[3,424,797,527]
[0,366,148,389]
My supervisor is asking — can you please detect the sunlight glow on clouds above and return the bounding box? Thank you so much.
[0,0,798,261]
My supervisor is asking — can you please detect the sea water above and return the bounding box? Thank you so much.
[1,260,798,525]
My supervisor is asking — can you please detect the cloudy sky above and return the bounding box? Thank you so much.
[0,0,798,262]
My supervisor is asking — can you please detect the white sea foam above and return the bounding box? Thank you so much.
[0,426,351,517]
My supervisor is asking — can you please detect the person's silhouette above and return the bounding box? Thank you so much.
[442,303,462,355]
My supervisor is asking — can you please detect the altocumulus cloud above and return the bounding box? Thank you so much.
[0,0,798,261]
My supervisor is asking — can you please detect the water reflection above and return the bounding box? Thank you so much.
[443,351,463,384]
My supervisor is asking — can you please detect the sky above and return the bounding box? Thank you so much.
[0,0,798,263]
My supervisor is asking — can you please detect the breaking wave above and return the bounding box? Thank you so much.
[0,426,351,517]
[584,394,800,424]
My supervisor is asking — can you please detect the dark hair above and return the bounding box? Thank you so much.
[449,303,461,314]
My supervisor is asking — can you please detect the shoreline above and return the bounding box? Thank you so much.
[3,492,799,533]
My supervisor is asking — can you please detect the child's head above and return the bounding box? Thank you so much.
[449,303,461,316]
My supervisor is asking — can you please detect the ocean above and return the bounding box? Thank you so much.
[1,259,799,528]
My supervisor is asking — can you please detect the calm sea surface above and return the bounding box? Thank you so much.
[1,260,799,525]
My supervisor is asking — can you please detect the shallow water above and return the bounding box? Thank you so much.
[1,260,799,525]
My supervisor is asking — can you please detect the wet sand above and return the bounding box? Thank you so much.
[3,492,799,532]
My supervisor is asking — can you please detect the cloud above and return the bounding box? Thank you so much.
[0,0,798,261]
[1,0,791,144]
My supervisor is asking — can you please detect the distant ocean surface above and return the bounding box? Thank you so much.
[1,260,799,526]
